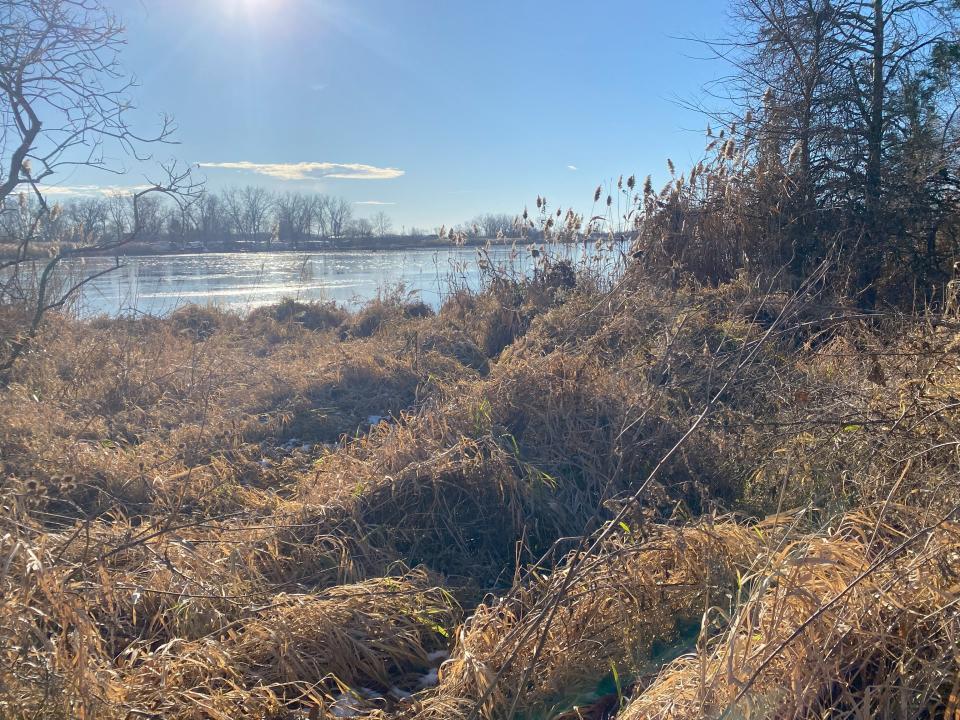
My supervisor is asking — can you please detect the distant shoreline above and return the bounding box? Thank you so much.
[0,234,569,261]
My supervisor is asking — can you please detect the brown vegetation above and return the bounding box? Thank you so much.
[1,255,958,719]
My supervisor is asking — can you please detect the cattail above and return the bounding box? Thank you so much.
[556,207,561,217]
[606,194,612,207]
[536,195,542,209]
[594,185,602,202]
[706,123,713,137]
[522,207,528,220]
[617,175,623,190]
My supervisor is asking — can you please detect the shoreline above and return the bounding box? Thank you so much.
[0,235,572,262]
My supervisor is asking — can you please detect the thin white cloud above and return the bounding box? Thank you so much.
[37,184,152,198]
[567,165,578,171]
[199,161,404,181]
[354,200,396,206]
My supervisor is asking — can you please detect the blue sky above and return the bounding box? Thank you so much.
[55,0,729,230]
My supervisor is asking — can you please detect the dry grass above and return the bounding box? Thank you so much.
[1,264,959,719]
[411,520,773,720]
[619,509,960,719]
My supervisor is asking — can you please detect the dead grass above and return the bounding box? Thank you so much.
[618,509,960,719]
[1,265,959,720]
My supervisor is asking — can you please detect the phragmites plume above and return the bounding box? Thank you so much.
[706,123,713,137]
[744,109,754,125]
[643,175,653,196]
[536,195,542,210]
[556,207,561,217]
[723,139,736,160]
[594,185,602,203]
[20,159,32,176]
[522,207,528,220]
[17,192,27,210]
[667,158,676,175]
[627,174,636,191]
[788,140,802,164]
[50,203,63,221]
[763,86,774,106]
[438,224,447,239]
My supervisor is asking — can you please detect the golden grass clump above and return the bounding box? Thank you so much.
[246,297,349,332]
[618,509,960,720]
[403,521,770,720]
[111,571,459,720]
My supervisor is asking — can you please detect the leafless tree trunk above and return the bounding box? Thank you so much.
[0,0,200,382]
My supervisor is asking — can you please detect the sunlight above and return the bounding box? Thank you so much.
[219,0,278,19]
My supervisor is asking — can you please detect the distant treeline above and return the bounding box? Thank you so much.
[0,187,526,254]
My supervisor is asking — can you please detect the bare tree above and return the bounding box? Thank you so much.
[372,210,392,238]
[0,0,175,199]
[241,185,272,239]
[66,197,108,243]
[475,212,516,238]
[327,196,353,238]
[106,191,130,244]
[352,217,374,239]
[0,0,199,381]
[221,187,245,238]
[275,191,316,248]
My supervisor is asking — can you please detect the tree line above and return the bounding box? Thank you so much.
[0,188,399,250]
[0,188,528,251]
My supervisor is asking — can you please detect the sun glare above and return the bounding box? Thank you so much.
[221,0,276,18]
